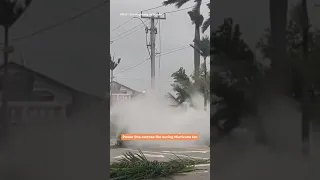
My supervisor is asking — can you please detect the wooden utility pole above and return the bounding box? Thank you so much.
[141,12,166,89]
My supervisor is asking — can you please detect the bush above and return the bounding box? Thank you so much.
[114,128,128,148]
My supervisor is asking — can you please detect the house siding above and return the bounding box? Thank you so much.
[34,76,73,104]
[0,63,110,180]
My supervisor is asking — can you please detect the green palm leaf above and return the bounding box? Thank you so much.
[110,151,209,180]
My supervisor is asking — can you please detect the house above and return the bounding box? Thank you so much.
[109,81,142,104]
[0,61,108,123]
[0,61,110,180]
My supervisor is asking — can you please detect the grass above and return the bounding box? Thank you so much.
[110,150,209,180]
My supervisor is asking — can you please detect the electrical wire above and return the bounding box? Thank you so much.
[3,0,209,44]
[143,5,166,12]
[111,4,164,33]
[114,45,190,75]
[117,77,174,82]
[111,17,134,32]
[164,1,209,14]
[110,20,148,41]
[110,1,209,43]
[114,57,150,75]
[8,1,108,43]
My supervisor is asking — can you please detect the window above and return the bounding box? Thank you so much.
[33,90,55,101]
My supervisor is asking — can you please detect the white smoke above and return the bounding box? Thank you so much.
[110,91,210,148]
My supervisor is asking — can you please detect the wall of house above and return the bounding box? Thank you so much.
[0,65,72,105]
[34,77,73,104]
[0,92,109,180]
[71,91,108,117]
[2,66,35,101]
[119,86,133,95]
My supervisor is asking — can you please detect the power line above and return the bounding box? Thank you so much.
[111,17,134,32]
[110,19,149,42]
[110,0,209,43]
[111,4,164,33]
[143,5,166,12]
[117,77,174,82]
[9,1,108,43]
[165,0,210,14]
[158,45,189,56]
[6,0,209,44]
[114,45,190,75]
[111,24,146,42]
[114,57,149,75]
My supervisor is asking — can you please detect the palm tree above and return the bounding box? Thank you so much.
[110,54,121,82]
[163,0,204,89]
[0,0,32,137]
[258,0,288,147]
[268,0,288,94]
[170,67,194,104]
[299,0,311,155]
[190,35,210,110]
[202,3,210,33]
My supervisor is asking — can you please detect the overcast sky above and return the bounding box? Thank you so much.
[1,0,319,97]
[210,0,320,60]
[110,0,210,95]
[0,0,109,97]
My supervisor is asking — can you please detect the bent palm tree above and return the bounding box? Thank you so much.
[0,0,32,139]
[191,35,210,109]
[170,67,194,104]
[163,0,203,89]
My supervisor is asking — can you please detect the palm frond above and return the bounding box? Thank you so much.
[202,16,210,33]
[0,0,32,27]
[163,0,190,8]
[110,151,209,180]
[166,92,183,105]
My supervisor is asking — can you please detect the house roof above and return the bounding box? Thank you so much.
[110,81,142,94]
[0,62,104,99]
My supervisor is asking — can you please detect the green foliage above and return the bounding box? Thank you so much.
[0,0,32,27]
[256,7,320,93]
[209,18,258,116]
[202,3,210,33]
[211,18,257,94]
[163,0,204,27]
[256,20,317,60]
[211,18,254,62]
[170,63,210,104]
[171,67,194,104]
[195,35,210,59]
[110,150,209,180]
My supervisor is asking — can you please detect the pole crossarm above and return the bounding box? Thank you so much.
[140,12,166,89]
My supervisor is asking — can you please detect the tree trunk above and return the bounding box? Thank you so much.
[301,0,311,155]
[269,0,289,95]
[255,0,292,151]
[0,26,9,144]
[193,24,201,90]
[204,57,207,111]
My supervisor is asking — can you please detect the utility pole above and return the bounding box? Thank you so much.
[141,12,166,89]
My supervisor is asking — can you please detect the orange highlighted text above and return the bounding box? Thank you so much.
[120,134,199,141]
